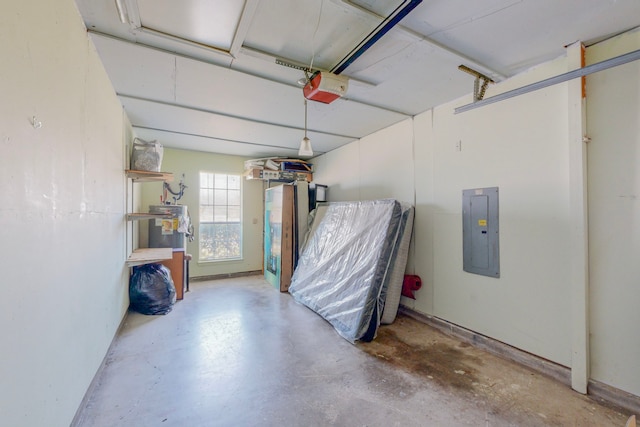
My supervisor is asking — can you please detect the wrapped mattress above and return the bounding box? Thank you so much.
[288,199,405,343]
[380,203,415,324]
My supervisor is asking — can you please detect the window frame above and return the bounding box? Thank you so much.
[198,171,243,263]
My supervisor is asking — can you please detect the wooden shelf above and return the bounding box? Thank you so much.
[126,212,172,221]
[126,248,173,267]
[125,169,174,182]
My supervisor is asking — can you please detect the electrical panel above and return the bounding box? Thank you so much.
[462,187,500,278]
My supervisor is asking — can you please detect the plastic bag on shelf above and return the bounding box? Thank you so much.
[129,263,176,315]
[131,137,163,172]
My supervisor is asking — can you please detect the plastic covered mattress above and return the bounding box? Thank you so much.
[380,203,415,324]
[288,199,403,343]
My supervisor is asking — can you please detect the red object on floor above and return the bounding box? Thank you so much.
[402,275,422,299]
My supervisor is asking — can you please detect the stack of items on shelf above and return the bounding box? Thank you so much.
[244,158,313,182]
[288,199,415,343]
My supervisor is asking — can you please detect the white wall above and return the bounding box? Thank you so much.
[314,28,640,397]
[0,1,130,426]
[428,57,574,367]
[316,56,576,367]
[313,118,417,273]
[139,148,264,278]
[586,29,640,396]
[313,142,363,202]
[314,119,415,203]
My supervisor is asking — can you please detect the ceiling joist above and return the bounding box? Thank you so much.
[229,0,260,57]
[118,94,361,139]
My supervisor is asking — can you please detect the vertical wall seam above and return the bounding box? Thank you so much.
[174,57,177,103]
[567,41,589,394]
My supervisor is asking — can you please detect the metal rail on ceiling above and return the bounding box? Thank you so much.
[331,0,423,75]
[339,0,504,81]
[455,48,640,114]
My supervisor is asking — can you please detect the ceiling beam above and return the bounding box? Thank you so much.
[133,26,233,57]
[132,125,327,155]
[88,31,412,117]
[229,0,261,58]
[118,94,361,139]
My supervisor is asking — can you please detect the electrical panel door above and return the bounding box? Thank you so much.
[463,187,499,278]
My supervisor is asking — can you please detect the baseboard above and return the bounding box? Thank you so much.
[398,306,640,415]
[589,379,640,415]
[190,270,262,282]
[70,311,130,427]
[398,306,571,386]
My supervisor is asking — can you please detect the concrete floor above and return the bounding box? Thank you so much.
[75,275,629,426]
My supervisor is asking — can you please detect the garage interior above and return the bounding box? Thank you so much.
[2,1,640,426]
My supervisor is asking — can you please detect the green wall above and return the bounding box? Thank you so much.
[139,148,264,278]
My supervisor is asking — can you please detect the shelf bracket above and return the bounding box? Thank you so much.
[459,65,494,101]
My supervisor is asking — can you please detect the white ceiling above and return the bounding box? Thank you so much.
[74,0,640,158]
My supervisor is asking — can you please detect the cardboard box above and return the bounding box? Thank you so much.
[264,185,294,292]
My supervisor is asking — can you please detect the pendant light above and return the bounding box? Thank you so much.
[298,98,313,157]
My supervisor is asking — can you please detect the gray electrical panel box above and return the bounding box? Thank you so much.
[462,187,499,278]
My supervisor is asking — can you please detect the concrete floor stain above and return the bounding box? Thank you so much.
[359,314,629,426]
[361,325,481,392]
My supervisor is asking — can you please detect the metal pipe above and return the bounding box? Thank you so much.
[455,48,640,114]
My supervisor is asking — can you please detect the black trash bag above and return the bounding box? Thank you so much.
[129,263,176,315]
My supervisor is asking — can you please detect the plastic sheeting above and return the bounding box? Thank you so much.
[288,199,404,343]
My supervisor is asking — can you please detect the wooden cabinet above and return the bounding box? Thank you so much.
[160,250,187,300]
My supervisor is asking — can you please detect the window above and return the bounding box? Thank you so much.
[199,172,242,261]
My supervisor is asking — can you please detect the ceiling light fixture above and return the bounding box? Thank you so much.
[298,99,313,157]
[114,0,141,28]
[114,0,128,23]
